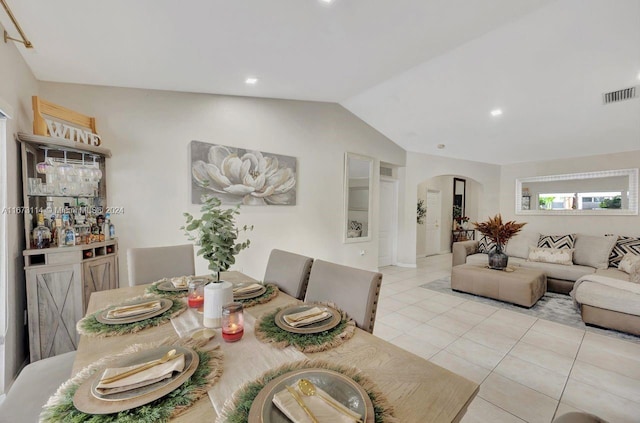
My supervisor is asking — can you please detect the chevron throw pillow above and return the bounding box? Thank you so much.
[608,236,640,268]
[478,236,496,253]
[538,234,576,249]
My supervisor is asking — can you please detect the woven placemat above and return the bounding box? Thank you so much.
[145,276,214,300]
[235,283,279,308]
[254,303,356,353]
[40,337,223,423]
[219,359,397,423]
[77,295,187,338]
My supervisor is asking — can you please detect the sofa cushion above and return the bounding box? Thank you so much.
[528,247,574,265]
[619,253,640,283]
[609,236,640,268]
[505,232,540,259]
[573,234,617,269]
[538,234,576,249]
[520,261,595,281]
[594,267,631,281]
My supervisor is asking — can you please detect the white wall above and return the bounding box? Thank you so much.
[38,82,406,283]
[0,23,39,393]
[500,151,640,237]
[399,152,501,265]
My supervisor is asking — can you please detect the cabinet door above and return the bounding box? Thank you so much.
[26,263,83,361]
[82,256,117,313]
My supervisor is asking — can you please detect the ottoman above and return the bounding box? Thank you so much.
[451,264,547,308]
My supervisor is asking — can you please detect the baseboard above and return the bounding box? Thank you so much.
[395,262,417,268]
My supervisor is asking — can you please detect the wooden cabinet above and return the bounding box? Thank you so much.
[18,133,119,361]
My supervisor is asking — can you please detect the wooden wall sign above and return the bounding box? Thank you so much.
[32,96,102,146]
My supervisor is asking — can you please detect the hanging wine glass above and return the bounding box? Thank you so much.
[91,155,103,181]
[57,151,73,195]
[36,148,53,175]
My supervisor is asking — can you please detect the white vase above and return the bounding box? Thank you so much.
[203,281,233,328]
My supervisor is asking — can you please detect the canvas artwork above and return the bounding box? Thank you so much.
[190,140,297,205]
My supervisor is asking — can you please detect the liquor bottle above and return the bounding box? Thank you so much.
[32,213,51,249]
[55,218,63,247]
[62,214,76,247]
[108,216,115,240]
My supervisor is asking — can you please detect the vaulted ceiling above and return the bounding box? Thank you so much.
[2,0,639,164]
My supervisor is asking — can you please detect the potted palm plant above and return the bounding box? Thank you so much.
[473,214,526,270]
[181,195,253,326]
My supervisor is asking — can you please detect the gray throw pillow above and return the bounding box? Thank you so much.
[505,232,540,259]
[573,234,617,269]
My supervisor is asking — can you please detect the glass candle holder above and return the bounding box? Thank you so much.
[187,279,205,310]
[221,302,244,342]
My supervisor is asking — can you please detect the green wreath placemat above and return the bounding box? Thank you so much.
[235,283,279,308]
[77,295,187,338]
[254,303,356,353]
[40,337,223,423]
[219,359,397,423]
[145,276,214,300]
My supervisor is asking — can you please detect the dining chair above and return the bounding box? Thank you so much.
[304,259,383,333]
[0,350,76,423]
[127,243,195,287]
[263,249,314,300]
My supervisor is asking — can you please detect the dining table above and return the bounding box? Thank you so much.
[73,271,479,422]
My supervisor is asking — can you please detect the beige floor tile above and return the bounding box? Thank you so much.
[446,337,506,370]
[378,285,400,298]
[378,312,422,331]
[392,334,442,360]
[391,278,424,291]
[388,291,423,304]
[457,300,499,317]
[577,339,640,380]
[429,350,491,384]
[379,266,405,275]
[377,297,406,312]
[426,314,474,336]
[428,293,468,307]
[414,298,455,314]
[530,319,585,343]
[562,379,640,423]
[554,402,588,420]
[372,322,400,342]
[581,331,640,363]
[401,287,440,300]
[479,373,558,423]
[374,307,392,318]
[570,360,640,403]
[395,305,438,323]
[487,309,537,329]
[509,342,574,376]
[495,355,568,400]
[460,397,526,423]
[443,307,488,326]
[410,323,459,349]
[475,319,530,340]
[463,326,519,355]
[520,329,581,358]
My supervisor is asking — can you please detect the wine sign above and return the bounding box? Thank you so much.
[32,96,102,146]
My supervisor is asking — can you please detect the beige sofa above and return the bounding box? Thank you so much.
[452,232,629,294]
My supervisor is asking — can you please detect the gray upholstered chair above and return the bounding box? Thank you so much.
[304,259,383,333]
[0,351,76,423]
[127,244,195,287]
[552,412,607,423]
[263,249,314,300]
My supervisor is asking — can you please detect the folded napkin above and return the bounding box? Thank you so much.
[171,276,189,288]
[272,382,361,423]
[283,307,331,327]
[96,354,186,395]
[233,283,263,295]
[106,300,162,319]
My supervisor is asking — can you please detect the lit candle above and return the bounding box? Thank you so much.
[187,279,205,310]
[222,302,244,342]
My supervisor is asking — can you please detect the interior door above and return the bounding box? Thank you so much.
[378,179,398,267]
[425,190,442,256]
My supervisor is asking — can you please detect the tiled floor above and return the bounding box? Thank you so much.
[375,254,640,423]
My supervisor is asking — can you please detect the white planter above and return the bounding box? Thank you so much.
[203,281,233,328]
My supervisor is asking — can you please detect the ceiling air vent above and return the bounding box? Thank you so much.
[602,86,638,104]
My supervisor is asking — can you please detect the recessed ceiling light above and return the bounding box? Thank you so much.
[437,144,446,149]
[320,0,335,4]
[490,109,503,117]
[245,77,258,85]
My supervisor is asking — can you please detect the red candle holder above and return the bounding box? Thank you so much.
[221,302,244,342]
[187,279,205,310]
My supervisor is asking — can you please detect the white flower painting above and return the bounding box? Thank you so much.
[190,140,297,205]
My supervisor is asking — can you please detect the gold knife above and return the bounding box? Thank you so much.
[286,386,318,423]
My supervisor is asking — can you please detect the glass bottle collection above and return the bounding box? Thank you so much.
[30,206,115,249]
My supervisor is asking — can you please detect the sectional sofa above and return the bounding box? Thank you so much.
[452,232,640,335]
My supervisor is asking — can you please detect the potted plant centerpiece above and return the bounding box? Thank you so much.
[473,214,526,270]
[181,195,253,327]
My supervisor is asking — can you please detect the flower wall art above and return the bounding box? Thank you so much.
[190,140,297,206]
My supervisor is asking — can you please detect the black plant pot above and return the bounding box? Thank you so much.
[488,248,509,270]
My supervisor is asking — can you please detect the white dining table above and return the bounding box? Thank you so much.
[73,271,479,422]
